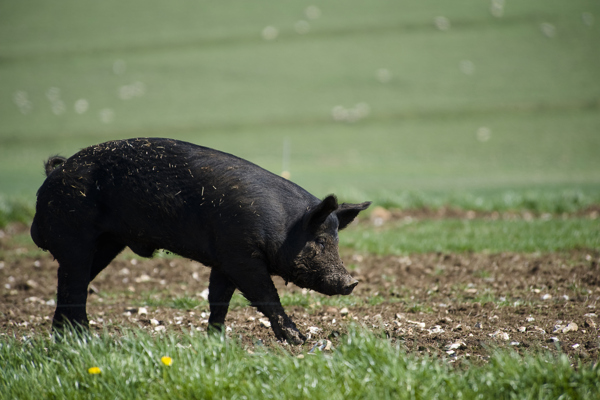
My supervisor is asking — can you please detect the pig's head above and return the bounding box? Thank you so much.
[285,195,371,296]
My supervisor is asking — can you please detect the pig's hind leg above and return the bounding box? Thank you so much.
[50,235,97,333]
[51,232,124,333]
[207,268,236,333]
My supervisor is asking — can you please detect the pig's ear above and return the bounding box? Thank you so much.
[304,195,338,231]
[336,201,372,230]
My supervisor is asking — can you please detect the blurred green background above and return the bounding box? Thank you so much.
[1,0,599,209]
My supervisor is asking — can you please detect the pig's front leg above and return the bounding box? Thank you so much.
[267,311,306,345]
[256,292,306,345]
[223,259,306,345]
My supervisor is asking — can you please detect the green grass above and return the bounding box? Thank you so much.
[362,186,600,214]
[1,329,598,400]
[0,195,34,228]
[342,217,600,254]
[1,0,599,202]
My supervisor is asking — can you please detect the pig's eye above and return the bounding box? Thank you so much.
[316,238,326,249]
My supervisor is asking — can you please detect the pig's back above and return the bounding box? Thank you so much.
[39,138,316,261]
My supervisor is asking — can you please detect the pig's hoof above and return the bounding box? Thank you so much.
[207,323,229,339]
[283,328,306,345]
[51,318,90,341]
[52,317,89,333]
[207,322,225,334]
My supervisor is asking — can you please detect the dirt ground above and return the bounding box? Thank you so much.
[1,221,599,364]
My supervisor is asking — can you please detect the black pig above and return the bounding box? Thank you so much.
[31,138,370,344]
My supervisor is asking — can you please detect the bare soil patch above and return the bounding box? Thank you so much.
[1,224,599,364]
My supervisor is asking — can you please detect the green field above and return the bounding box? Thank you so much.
[1,0,599,203]
[1,1,600,398]
[343,217,600,254]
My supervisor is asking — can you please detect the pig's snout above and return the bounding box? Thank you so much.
[342,279,359,295]
[333,272,359,295]
[312,272,359,296]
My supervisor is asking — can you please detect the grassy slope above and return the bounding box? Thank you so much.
[0,0,599,199]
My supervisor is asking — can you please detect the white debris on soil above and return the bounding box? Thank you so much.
[351,254,364,263]
[490,330,510,341]
[427,325,444,335]
[529,326,547,335]
[562,322,578,333]
[26,279,39,289]
[25,296,45,304]
[307,326,322,335]
[308,339,333,353]
[134,274,152,283]
[198,288,209,300]
[446,340,467,351]
[406,320,426,329]
[584,318,597,329]
[259,318,271,328]
[370,206,392,226]
[552,322,578,334]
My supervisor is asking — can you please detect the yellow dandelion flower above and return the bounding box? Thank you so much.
[88,367,101,374]
[161,356,173,366]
